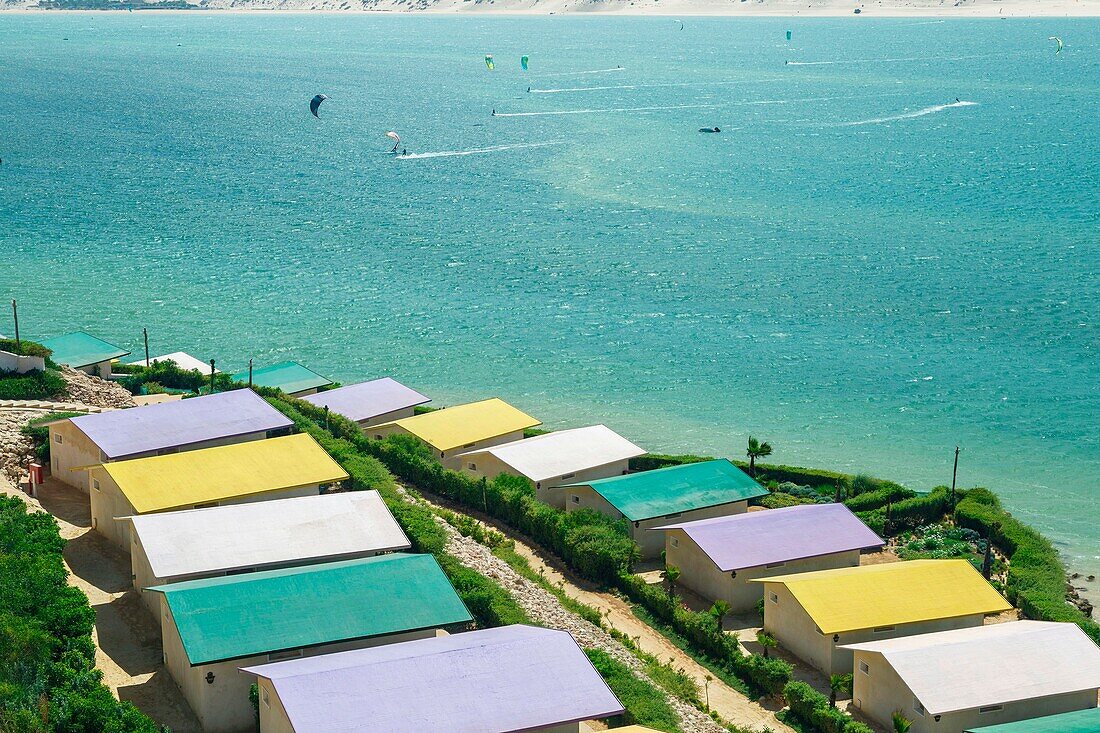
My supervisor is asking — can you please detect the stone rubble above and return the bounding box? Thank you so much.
[59,367,136,409]
[395,486,730,733]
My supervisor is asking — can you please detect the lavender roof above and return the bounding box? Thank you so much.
[68,389,292,459]
[300,378,430,423]
[656,503,884,571]
[241,625,624,733]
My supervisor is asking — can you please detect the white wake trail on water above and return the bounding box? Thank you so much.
[536,67,627,78]
[493,103,715,117]
[528,79,782,94]
[786,53,990,66]
[531,85,640,94]
[839,100,977,126]
[399,141,566,159]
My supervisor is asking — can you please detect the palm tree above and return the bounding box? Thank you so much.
[757,631,777,659]
[710,600,731,628]
[662,564,681,599]
[829,673,852,707]
[746,436,773,476]
[892,711,913,733]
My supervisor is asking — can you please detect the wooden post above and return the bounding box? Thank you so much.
[248,359,253,389]
[209,360,216,394]
[143,327,150,367]
[324,405,330,431]
[11,299,19,347]
[951,446,960,503]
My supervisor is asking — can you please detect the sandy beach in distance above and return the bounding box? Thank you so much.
[3,0,1099,16]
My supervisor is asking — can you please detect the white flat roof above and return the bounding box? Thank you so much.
[841,621,1100,715]
[126,351,219,373]
[128,491,409,579]
[455,425,645,482]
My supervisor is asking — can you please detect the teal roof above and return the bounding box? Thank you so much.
[232,360,332,394]
[564,459,768,521]
[965,709,1100,733]
[149,554,471,665]
[40,331,130,369]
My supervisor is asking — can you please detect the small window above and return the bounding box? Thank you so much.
[561,472,576,480]
[92,479,101,491]
[765,561,786,569]
[873,625,895,633]
[979,706,1003,715]
[571,495,580,504]
[671,537,679,548]
[468,463,477,471]
[913,699,926,717]
[859,661,870,675]
[54,434,63,444]
[261,687,270,707]
[769,592,779,604]
[268,649,303,662]
[374,434,383,440]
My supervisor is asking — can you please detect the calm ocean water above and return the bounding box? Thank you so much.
[0,14,1096,576]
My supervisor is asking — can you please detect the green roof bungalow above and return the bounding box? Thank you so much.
[148,553,471,733]
[40,331,130,378]
[965,708,1100,733]
[231,360,332,397]
[558,459,769,559]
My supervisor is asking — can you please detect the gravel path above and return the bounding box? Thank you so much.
[402,485,789,733]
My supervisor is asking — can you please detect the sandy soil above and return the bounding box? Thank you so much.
[2,0,1097,15]
[2,479,201,733]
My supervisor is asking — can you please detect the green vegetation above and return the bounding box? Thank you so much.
[0,368,67,401]
[782,681,874,733]
[584,649,681,732]
[0,496,165,733]
[745,436,773,476]
[21,412,86,464]
[955,489,1100,643]
[896,524,987,565]
[116,361,234,396]
[0,339,53,359]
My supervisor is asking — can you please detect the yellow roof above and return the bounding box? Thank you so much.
[96,433,349,514]
[381,398,540,452]
[754,560,1012,634]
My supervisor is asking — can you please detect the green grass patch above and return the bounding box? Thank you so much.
[584,648,682,732]
[0,368,67,400]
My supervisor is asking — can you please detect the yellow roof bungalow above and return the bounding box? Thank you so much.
[369,398,540,469]
[753,559,1012,675]
[87,433,348,549]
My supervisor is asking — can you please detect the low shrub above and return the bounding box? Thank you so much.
[783,681,873,733]
[0,368,67,400]
[0,496,165,732]
[437,555,530,627]
[0,338,52,359]
[843,485,916,512]
[956,489,1100,644]
[757,492,817,509]
[584,648,681,732]
[117,360,235,395]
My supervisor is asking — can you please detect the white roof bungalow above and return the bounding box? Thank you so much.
[456,425,646,508]
[843,621,1100,733]
[126,351,219,373]
[127,491,410,614]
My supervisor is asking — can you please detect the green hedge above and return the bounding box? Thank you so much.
[843,485,916,512]
[633,454,858,493]
[855,487,956,537]
[0,496,165,733]
[584,649,680,732]
[0,368,67,401]
[783,681,874,733]
[955,489,1100,644]
[0,339,53,359]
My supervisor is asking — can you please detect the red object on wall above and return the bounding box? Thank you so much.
[28,463,44,486]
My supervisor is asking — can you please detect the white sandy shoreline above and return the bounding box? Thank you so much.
[3,0,1099,17]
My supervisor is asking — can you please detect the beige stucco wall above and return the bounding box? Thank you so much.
[563,486,748,559]
[762,582,987,675]
[356,405,417,429]
[460,454,630,510]
[850,649,1099,733]
[92,467,321,551]
[161,600,443,733]
[663,530,861,612]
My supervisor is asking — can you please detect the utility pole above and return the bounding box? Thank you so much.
[951,446,960,504]
[248,359,253,389]
[209,360,216,394]
[143,328,150,367]
[11,299,19,347]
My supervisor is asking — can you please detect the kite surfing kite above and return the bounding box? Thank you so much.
[521,55,529,71]
[1048,36,1064,54]
[485,54,495,70]
[385,131,400,152]
[676,19,684,30]
[309,94,327,118]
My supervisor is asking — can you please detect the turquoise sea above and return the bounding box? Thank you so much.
[0,14,1096,577]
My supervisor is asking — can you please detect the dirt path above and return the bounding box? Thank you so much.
[417,489,794,733]
[5,479,200,733]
